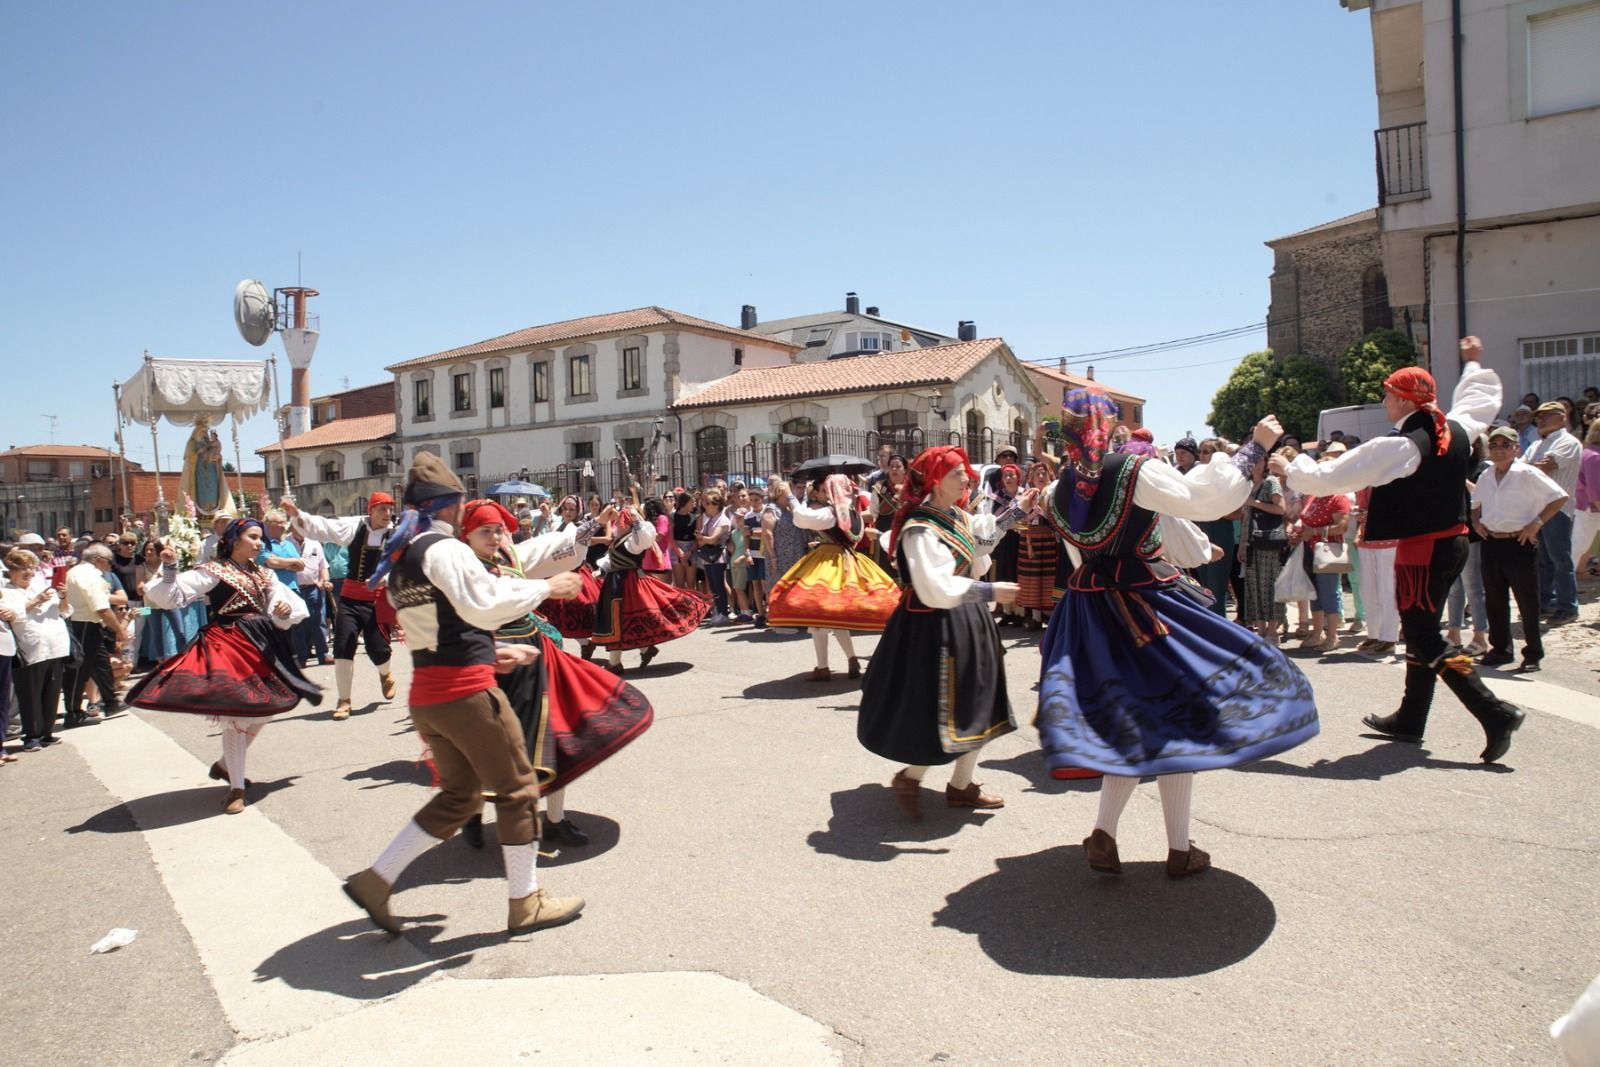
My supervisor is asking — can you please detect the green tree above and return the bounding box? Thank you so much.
[1338,328,1417,404]
[1262,354,1338,441]
[1206,351,1275,441]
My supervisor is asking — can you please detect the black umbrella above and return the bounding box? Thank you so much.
[790,454,876,481]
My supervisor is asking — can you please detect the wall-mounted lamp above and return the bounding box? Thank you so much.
[926,388,947,421]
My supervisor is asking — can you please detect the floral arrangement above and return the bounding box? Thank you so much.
[166,495,205,570]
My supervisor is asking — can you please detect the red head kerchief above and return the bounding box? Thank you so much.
[1383,367,1451,455]
[888,445,977,554]
[460,499,517,538]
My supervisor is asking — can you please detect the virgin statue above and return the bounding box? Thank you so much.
[180,416,234,516]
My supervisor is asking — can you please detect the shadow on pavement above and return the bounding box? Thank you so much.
[344,759,433,790]
[933,845,1277,978]
[807,783,996,862]
[980,750,1103,796]
[254,915,480,1000]
[394,811,620,886]
[276,701,386,724]
[725,630,810,644]
[743,675,862,701]
[66,779,301,834]
[1233,741,1513,781]
[623,660,693,679]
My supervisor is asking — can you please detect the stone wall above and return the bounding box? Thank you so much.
[1267,218,1396,365]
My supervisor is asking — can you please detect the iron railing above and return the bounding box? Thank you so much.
[1375,121,1428,205]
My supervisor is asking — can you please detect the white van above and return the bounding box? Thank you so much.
[1316,404,1392,447]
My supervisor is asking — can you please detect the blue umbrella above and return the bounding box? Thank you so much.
[486,479,549,498]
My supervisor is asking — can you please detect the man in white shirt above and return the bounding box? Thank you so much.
[1472,425,1568,672]
[198,511,235,564]
[1523,401,1583,622]
[62,544,122,726]
[289,529,332,666]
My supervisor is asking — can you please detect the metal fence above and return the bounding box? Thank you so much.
[1375,121,1428,205]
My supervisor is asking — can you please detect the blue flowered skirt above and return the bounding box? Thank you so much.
[1036,583,1318,776]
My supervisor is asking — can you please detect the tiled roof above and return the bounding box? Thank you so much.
[0,444,125,459]
[386,307,801,372]
[1266,208,1377,246]
[673,338,1008,409]
[1024,363,1145,404]
[255,413,395,455]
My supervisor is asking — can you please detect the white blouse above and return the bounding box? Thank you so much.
[900,511,998,610]
[144,564,309,631]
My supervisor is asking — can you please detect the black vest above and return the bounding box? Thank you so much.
[385,532,496,670]
[1364,413,1470,542]
[349,522,384,583]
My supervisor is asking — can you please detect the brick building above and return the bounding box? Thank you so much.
[1265,209,1402,365]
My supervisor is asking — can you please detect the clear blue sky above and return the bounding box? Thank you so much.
[1,1,1377,470]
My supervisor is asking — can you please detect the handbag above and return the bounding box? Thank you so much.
[1312,540,1353,574]
[695,542,723,566]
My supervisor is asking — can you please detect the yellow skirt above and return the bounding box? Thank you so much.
[766,544,900,633]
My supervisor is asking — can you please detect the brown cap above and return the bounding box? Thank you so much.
[1487,425,1519,443]
[403,451,465,506]
[1535,400,1567,417]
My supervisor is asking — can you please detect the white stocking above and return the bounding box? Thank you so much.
[811,629,830,669]
[372,819,440,886]
[503,842,539,899]
[334,659,355,701]
[1093,775,1140,838]
[608,648,622,667]
[376,659,393,679]
[832,630,856,660]
[545,787,566,823]
[1157,773,1196,851]
[948,750,980,790]
[220,719,261,791]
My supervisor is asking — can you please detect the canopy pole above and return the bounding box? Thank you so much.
[112,381,134,527]
[142,350,169,533]
[269,354,294,503]
[230,417,247,509]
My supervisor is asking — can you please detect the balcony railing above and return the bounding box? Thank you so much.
[1375,122,1428,205]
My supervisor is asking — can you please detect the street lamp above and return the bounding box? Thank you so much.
[381,442,396,474]
[926,388,947,421]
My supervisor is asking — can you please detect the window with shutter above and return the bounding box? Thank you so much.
[1529,5,1600,117]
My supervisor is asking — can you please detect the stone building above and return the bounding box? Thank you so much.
[1265,208,1401,364]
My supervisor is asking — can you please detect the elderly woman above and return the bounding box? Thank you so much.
[1013,461,1061,631]
[1288,452,1352,653]
[128,519,321,814]
[0,548,72,751]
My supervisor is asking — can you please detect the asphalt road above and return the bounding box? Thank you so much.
[5,608,1598,1066]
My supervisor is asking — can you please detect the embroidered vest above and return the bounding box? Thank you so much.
[198,559,276,618]
[386,532,497,669]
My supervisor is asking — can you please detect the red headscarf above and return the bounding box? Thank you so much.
[1384,367,1451,455]
[888,446,977,554]
[460,499,517,538]
[1130,427,1154,443]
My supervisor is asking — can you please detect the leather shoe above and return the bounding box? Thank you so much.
[1476,650,1515,667]
[461,812,486,850]
[890,770,923,821]
[209,761,253,788]
[332,699,352,721]
[808,666,832,682]
[1166,843,1212,879]
[541,818,589,846]
[846,656,862,679]
[1083,828,1121,875]
[1480,705,1526,764]
[579,642,595,661]
[1361,712,1424,744]
[221,789,246,815]
[508,889,584,933]
[380,673,397,700]
[343,868,402,935]
[638,645,658,669]
[945,782,1003,809]
[1518,658,1542,673]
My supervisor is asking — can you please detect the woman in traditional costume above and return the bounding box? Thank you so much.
[538,495,602,659]
[1013,461,1061,632]
[857,447,1020,818]
[456,501,653,849]
[981,462,1024,626]
[1035,389,1317,878]
[766,474,900,681]
[128,519,321,814]
[592,503,710,673]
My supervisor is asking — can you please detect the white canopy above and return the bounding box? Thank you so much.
[118,357,272,426]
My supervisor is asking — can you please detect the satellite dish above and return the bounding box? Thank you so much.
[234,279,276,346]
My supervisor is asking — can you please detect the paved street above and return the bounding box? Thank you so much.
[5,611,1598,1066]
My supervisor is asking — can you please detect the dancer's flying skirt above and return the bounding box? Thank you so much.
[540,563,601,641]
[766,544,900,632]
[127,615,322,717]
[592,570,710,650]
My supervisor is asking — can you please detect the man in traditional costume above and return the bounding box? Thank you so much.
[282,493,398,719]
[343,454,585,935]
[1271,336,1524,763]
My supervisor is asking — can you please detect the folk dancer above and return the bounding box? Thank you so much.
[129,520,322,814]
[343,454,586,936]
[283,493,398,720]
[1270,336,1524,763]
[1038,393,1318,878]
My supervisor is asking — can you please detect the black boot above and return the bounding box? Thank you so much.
[1436,660,1526,763]
[1362,662,1433,742]
[542,818,589,846]
[461,812,485,850]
